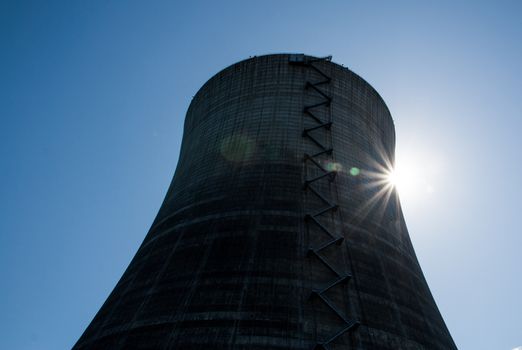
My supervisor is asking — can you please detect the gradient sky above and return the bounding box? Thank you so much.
[1,1,521,349]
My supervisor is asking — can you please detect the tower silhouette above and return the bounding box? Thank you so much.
[75,54,457,349]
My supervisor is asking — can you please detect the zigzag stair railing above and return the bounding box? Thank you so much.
[290,55,359,350]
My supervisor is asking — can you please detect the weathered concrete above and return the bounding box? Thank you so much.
[74,54,457,349]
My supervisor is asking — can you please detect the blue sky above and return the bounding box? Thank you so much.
[1,1,521,349]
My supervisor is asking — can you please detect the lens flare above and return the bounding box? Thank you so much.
[349,167,360,176]
[326,161,343,172]
[219,134,255,162]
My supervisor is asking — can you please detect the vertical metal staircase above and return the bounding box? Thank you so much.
[290,54,360,350]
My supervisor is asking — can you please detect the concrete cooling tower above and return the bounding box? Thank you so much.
[74,54,457,350]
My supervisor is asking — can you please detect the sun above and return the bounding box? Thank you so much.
[386,165,417,197]
[354,145,440,219]
[385,154,436,200]
[386,170,399,187]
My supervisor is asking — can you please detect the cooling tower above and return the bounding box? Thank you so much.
[74,54,457,349]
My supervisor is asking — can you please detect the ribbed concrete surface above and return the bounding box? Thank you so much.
[74,54,457,350]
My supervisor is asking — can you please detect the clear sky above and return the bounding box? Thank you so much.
[1,1,521,349]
